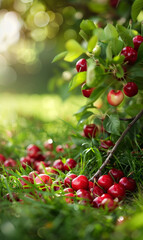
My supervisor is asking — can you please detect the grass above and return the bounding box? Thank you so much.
[0,93,143,240]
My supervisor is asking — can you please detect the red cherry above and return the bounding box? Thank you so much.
[53,180,64,191]
[64,158,77,171]
[100,140,114,149]
[4,158,17,168]
[83,124,98,138]
[63,188,74,193]
[107,183,125,200]
[76,189,93,205]
[53,159,64,172]
[92,196,103,208]
[123,82,138,97]
[56,145,64,153]
[27,144,41,158]
[20,156,32,169]
[108,168,124,182]
[72,175,89,191]
[18,175,34,188]
[4,193,20,202]
[29,171,39,179]
[88,181,96,190]
[64,174,77,187]
[119,177,136,192]
[90,185,104,198]
[44,167,58,175]
[64,193,75,204]
[81,83,95,98]
[133,35,143,50]
[0,154,6,164]
[101,198,117,211]
[110,0,119,8]
[97,175,114,191]
[44,139,54,151]
[101,193,113,199]
[76,58,87,72]
[121,46,137,64]
[36,161,50,173]
[35,174,52,185]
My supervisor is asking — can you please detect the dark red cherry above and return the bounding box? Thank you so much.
[76,58,87,72]
[108,168,124,182]
[133,35,143,50]
[97,175,114,191]
[72,175,89,191]
[121,46,137,64]
[81,83,95,98]
[123,82,138,97]
[83,124,98,138]
[119,177,136,192]
[107,183,125,200]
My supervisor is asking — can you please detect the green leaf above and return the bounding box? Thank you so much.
[126,104,143,116]
[75,111,93,124]
[110,39,124,56]
[131,0,143,22]
[93,28,106,41]
[79,30,89,41]
[104,24,118,40]
[137,42,143,62]
[52,51,67,63]
[103,115,120,135]
[88,35,98,52]
[115,64,124,79]
[116,24,134,47]
[86,64,105,88]
[106,43,112,61]
[80,20,96,35]
[69,72,86,91]
[64,39,86,62]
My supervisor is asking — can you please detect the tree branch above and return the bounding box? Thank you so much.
[90,109,143,181]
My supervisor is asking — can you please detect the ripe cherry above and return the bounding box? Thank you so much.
[64,158,77,171]
[123,82,138,97]
[90,185,104,198]
[35,174,52,185]
[20,156,32,169]
[83,124,98,138]
[0,154,6,164]
[119,177,136,192]
[4,158,17,168]
[72,175,89,191]
[108,168,124,182]
[56,145,64,153]
[76,189,93,205]
[101,198,117,211]
[97,175,114,191]
[64,193,75,204]
[64,174,77,187]
[76,58,87,72]
[53,159,64,172]
[100,140,114,149]
[81,83,95,98]
[121,46,137,64]
[133,35,143,50]
[63,188,74,193]
[18,175,34,188]
[92,194,113,208]
[107,183,125,200]
[110,0,119,8]
[44,139,54,151]
[27,144,41,158]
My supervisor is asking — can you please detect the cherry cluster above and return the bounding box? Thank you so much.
[76,35,143,106]
[0,140,77,174]
[4,168,136,211]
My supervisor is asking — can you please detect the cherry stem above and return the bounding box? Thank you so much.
[90,109,143,181]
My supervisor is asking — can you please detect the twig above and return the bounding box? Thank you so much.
[90,109,143,181]
[119,117,135,121]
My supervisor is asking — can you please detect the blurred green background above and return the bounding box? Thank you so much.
[0,0,134,96]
